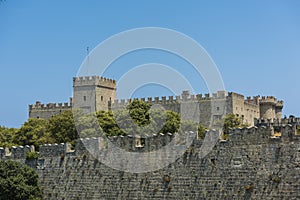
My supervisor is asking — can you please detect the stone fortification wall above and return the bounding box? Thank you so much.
[255,117,300,127]
[29,99,72,119]
[227,92,260,125]
[111,91,227,127]
[1,123,300,200]
[111,91,226,107]
[0,145,34,160]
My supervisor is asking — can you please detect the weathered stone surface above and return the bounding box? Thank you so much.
[1,124,300,200]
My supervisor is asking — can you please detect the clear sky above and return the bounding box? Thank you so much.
[0,1,299,127]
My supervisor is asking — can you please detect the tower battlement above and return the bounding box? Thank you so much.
[258,96,284,107]
[29,98,73,119]
[0,145,35,160]
[29,101,72,110]
[112,91,227,106]
[260,96,277,104]
[73,76,116,88]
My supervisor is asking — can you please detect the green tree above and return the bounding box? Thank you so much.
[72,109,105,138]
[222,113,249,140]
[0,126,19,147]
[97,110,124,136]
[47,110,78,144]
[197,124,207,139]
[14,118,53,149]
[127,99,151,126]
[0,160,43,200]
[97,100,182,136]
[161,110,180,134]
[124,100,180,135]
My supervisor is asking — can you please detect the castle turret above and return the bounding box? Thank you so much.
[259,96,277,119]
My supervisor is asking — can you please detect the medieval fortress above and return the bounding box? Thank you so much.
[29,76,283,126]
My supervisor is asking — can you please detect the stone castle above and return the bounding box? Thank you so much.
[2,75,299,200]
[29,76,283,126]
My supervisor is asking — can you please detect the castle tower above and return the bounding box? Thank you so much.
[73,76,116,113]
[259,96,277,119]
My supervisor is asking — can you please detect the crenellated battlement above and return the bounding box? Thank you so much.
[259,96,278,104]
[229,93,284,107]
[276,100,284,108]
[73,76,116,83]
[18,124,299,200]
[29,100,72,110]
[29,98,73,119]
[112,95,180,106]
[254,116,300,127]
[245,96,260,105]
[73,76,116,88]
[111,91,227,107]
[0,145,35,160]
[1,124,299,161]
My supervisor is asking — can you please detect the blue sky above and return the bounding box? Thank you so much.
[0,1,299,127]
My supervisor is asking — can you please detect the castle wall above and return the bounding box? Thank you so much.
[227,92,260,125]
[244,102,260,125]
[111,92,228,128]
[29,101,72,119]
[1,125,300,200]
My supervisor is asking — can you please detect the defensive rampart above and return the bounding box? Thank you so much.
[1,122,300,199]
[29,99,72,119]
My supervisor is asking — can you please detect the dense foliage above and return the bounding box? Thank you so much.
[0,100,183,148]
[1,100,238,148]
[0,126,19,147]
[97,99,181,137]
[0,160,43,200]
[0,110,76,149]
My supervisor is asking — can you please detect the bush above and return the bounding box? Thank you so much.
[0,160,43,200]
[26,151,38,160]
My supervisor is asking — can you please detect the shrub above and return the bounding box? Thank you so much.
[0,160,43,200]
[26,151,38,160]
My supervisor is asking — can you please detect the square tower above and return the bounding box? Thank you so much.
[73,76,116,113]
